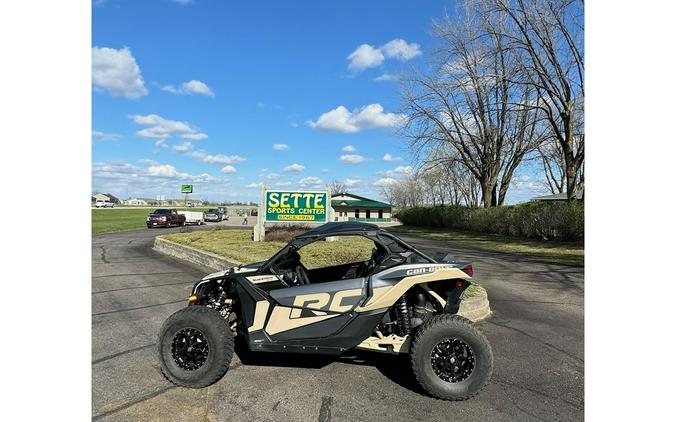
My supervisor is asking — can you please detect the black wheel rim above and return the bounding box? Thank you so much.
[430,338,476,383]
[171,328,209,371]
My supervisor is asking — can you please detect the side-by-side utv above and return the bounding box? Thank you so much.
[158,222,493,400]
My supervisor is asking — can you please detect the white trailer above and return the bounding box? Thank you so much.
[178,211,204,225]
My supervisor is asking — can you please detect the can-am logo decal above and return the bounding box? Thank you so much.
[405,266,451,276]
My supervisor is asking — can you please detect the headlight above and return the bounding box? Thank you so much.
[160,216,166,221]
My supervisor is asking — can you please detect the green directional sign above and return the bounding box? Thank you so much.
[181,184,193,194]
[265,190,327,222]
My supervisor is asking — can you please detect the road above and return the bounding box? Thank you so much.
[92,226,583,421]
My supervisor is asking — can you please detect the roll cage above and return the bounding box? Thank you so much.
[259,222,437,277]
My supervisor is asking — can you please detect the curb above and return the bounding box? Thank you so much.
[154,236,492,322]
[458,285,492,322]
[153,236,241,271]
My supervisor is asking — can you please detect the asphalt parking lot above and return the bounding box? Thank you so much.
[92,226,583,421]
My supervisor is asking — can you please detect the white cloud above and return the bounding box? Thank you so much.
[178,133,208,141]
[394,165,413,174]
[342,145,357,153]
[380,39,422,61]
[377,166,413,177]
[307,104,405,133]
[346,39,421,73]
[137,158,158,166]
[220,165,237,174]
[169,141,246,166]
[374,73,397,82]
[273,181,292,187]
[92,47,147,99]
[382,153,403,162]
[339,154,365,164]
[298,176,323,188]
[129,114,207,140]
[373,177,399,187]
[172,141,193,152]
[347,44,385,72]
[162,80,214,97]
[246,182,263,189]
[154,139,168,151]
[148,164,179,177]
[344,178,362,187]
[273,143,289,151]
[186,151,247,164]
[259,170,280,180]
[93,161,229,199]
[92,130,121,141]
[283,163,305,172]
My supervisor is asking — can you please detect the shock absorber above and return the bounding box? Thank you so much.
[395,296,412,336]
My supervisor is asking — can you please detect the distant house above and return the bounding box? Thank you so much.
[93,193,110,202]
[331,192,392,222]
[123,198,148,206]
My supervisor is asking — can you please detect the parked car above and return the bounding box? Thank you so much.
[158,222,492,401]
[178,210,204,225]
[204,208,223,222]
[95,200,115,208]
[146,209,186,228]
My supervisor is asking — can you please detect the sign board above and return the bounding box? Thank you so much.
[180,184,193,194]
[264,190,328,222]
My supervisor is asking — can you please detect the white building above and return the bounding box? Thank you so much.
[331,192,392,222]
[123,198,148,206]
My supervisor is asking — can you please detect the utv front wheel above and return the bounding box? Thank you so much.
[411,314,493,400]
[158,306,234,388]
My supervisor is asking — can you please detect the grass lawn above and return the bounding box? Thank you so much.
[387,225,584,267]
[92,207,211,235]
[163,230,375,268]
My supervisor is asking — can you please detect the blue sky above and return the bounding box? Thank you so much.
[92,0,547,203]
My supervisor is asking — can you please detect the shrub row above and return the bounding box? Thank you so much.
[396,201,583,241]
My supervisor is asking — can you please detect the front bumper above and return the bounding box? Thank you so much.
[147,220,169,227]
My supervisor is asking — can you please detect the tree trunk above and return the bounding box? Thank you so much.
[563,119,578,200]
[480,179,496,208]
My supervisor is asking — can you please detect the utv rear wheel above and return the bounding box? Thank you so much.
[158,306,234,388]
[411,314,493,401]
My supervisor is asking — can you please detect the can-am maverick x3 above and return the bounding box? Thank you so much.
[158,222,493,400]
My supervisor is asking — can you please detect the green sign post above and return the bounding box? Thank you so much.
[180,184,193,194]
[264,190,328,222]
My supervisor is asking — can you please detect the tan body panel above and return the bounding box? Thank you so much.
[248,301,270,332]
[355,267,470,312]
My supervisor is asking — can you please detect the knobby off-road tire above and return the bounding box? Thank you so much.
[411,314,493,401]
[158,306,234,388]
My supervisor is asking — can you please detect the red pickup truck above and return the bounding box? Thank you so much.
[146,209,186,228]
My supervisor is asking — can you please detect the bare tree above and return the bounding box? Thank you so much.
[380,160,481,209]
[491,0,584,199]
[325,180,346,195]
[400,2,545,207]
[538,138,565,194]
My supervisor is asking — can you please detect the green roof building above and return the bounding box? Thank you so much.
[331,192,392,222]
